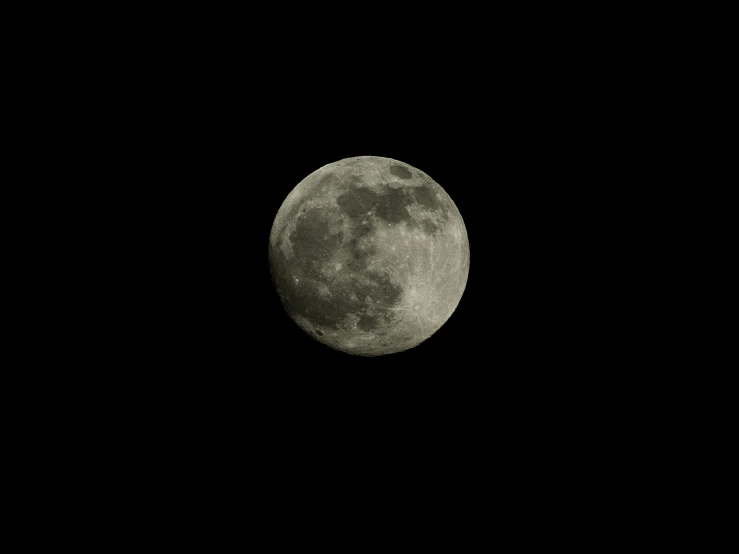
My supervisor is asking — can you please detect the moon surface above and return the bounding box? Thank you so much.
[269,156,469,356]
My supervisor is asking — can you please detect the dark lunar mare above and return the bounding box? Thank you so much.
[338,180,449,231]
[272,200,403,333]
[336,187,377,217]
[389,165,413,179]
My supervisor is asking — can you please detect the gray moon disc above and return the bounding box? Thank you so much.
[269,156,469,356]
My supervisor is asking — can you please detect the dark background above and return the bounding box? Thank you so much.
[13,4,704,539]
[26,2,684,536]
[78,3,659,505]
[138,5,635,377]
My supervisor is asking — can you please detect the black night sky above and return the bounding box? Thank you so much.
[109,3,645,464]
[47,4,682,533]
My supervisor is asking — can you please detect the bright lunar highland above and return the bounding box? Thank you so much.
[269,156,469,356]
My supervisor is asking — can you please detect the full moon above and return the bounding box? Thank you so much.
[269,156,469,356]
